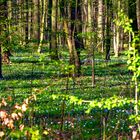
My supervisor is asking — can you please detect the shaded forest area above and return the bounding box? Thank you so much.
[0,0,140,139]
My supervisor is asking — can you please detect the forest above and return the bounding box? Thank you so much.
[0,0,140,139]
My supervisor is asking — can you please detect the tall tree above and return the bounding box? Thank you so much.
[27,0,32,41]
[5,0,12,60]
[0,24,2,78]
[38,0,47,53]
[32,0,39,41]
[112,0,120,57]
[0,1,7,79]
[136,0,140,31]
[105,0,112,60]
[97,0,104,52]
[50,0,58,59]
[17,0,24,45]
[2,0,12,64]
[105,0,111,60]
[73,0,84,75]
[62,0,83,76]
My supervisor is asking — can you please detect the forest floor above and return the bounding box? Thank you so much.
[0,51,138,140]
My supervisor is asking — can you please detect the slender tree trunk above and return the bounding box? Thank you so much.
[59,0,67,58]
[0,24,2,77]
[97,0,104,52]
[115,26,119,57]
[0,2,6,78]
[7,0,12,42]
[44,0,48,40]
[38,0,47,53]
[32,0,39,41]
[2,0,11,64]
[105,0,111,60]
[22,0,26,45]
[120,28,124,51]
[25,0,29,43]
[63,2,81,77]
[17,0,23,45]
[25,0,31,43]
[136,0,140,30]
[56,0,62,58]
[92,0,98,85]
[86,0,95,84]
[28,0,31,41]
[66,34,80,77]
[0,46,2,79]
[82,0,87,48]
[50,0,58,59]
[6,0,12,58]
[64,21,74,65]
[113,0,120,57]
[74,0,84,75]
[87,0,92,48]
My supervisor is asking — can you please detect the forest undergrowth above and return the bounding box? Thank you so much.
[0,51,139,140]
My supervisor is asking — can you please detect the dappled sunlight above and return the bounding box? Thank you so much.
[0,0,140,139]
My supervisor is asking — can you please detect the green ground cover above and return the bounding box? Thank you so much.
[0,52,138,140]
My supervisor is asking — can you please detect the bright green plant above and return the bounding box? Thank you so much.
[114,10,140,132]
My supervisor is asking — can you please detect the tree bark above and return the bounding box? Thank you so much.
[38,0,47,53]
[0,1,6,79]
[28,0,31,41]
[74,0,84,75]
[0,46,2,79]
[2,0,11,64]
[49,0,58,59]
[32,0,39,41]
[105,0,111,60]
[97,0,104,52]
[113,0,120,57]
[136,0,140,31]
[62,0,82,76]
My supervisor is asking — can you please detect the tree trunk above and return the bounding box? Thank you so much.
[0,1,7,79]
[64,20,81,76]
[74,0,84,75]
[120,28,124,51]
[0,46,2,79]
[17,0,23,45]
[50,0,58,59]
[2,0,11,64]
[32,0,39,41]
[25,0,29,44]
[81,0,87,48]
[113,0,120,57]
[7,0,12,42]
[136,0,140,31]
[97,0,104,52]
[28,0,31,41]
[6,0,12,59]
[64,20,74,65]
[38,0,47,53]
[105,0,111,60]
[22,0,26,45]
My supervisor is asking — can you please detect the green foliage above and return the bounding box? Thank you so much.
[127,36,140,81]
[114,10,133,33]
[0,26,22,53]
[0,50,138,139]
[114,10,140,81]
[114,9,140,133]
